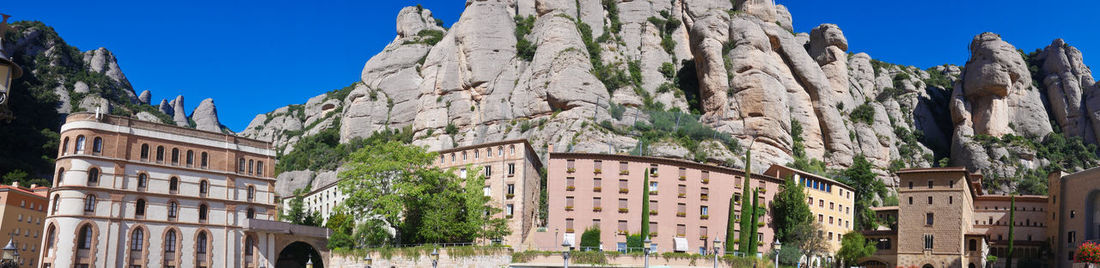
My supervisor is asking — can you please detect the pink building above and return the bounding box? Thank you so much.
[543,153,784,254]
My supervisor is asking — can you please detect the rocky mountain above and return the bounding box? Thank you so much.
[238,0,1096,196]
[0,21,231,180]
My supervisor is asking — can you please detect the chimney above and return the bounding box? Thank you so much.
[30,184,37,188]
[11,181,18,188]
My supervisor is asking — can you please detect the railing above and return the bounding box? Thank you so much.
[355,242,479,249]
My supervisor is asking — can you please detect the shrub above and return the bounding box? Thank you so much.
[849,103,876,124]
[580,227,602,250]
[445,123,458,135]
[659,62,676,79]
[405,29,445,46]
[1077,241,1100,264]
[514,15,537,61]
[608,103,625,120]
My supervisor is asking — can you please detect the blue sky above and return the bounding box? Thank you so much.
[6,0,1098,131]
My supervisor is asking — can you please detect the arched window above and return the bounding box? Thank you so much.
[156,146,165,162]
[186,150,194,166]
[169,177,179,193]
[256,161,264,176]
[75,135,86,153]
[137,173,148,189]
[45,224,56,256]
[238,158,246,173]
[498,146,503,156]
[84,195,96,212]
[140,144,149,160]
[135,199,146,216]
[51,194,60,215]
[247,185,256,201]
[199,204,208,221]
[77,224,93,249]
[199,180,209,195]
[171,148,180,164]
[165,230,177,254]
[55,168,64,186]
[509,144,515,154]
[61,137,70,156]
[248,159,254,174]
[197,231,209,254]
[87,168,99,185]
[200,152,208,168]
[92,137,103,154]
[167,201,178,219]
[246,208,255,219]
[130,227,144,252]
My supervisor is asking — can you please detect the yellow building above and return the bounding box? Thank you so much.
[0,183,48,268]
[764,165,856,253]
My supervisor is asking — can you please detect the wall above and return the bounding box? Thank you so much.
[326,249,511,268]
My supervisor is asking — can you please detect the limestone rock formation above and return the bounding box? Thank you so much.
[170,95,188,127]
[958,33,1051,138]
[191,98,223,133]
[138,90,151,104]
[1036,39,1100,143]
[82,47,135,98]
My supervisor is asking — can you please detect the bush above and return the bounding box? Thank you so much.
[659,62,676,80]
[445,123,458,135]
[849,103,876,124]
[608,102,625,120]
[405,29,445,46]
[514,15,537,61]
[1077,241,1100,264]
[580,227,601,250]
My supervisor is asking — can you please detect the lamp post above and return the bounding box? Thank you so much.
[772,240,781,268]
[713,238,722,268]
[305,258,313,268]
[562,241,571,268]
[643,238,652,268]
[363,254,372,268]
[0,13,24,123]
[430,248,439,268]
[1,238,15,266]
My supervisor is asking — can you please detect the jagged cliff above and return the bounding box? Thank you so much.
[229,0,1095,196]
[0,21,230,179]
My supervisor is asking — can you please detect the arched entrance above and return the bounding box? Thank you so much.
[922,264,934,268]
[858,260,888,268]
[276,241,324,268]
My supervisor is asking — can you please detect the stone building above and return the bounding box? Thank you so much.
[42,113,328,268]
[859,167,1049,268]
[0,183,49,268]
[764,165,856,252]
[1049,166,1100,268]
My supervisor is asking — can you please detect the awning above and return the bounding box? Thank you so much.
[563,233,576,248]
[673,237,689,252]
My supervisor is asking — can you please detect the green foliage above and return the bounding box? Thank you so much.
[275,125,414,174]
[628,60,643,89]
[772,178,812,243]
[924,66,953,89]
[580,227,601,249]
[282,188,323,227]
[849,103,876,124]
[659,62,677,80]
[641,170,651,237]
[601,0,622,34]
[405,29,445,46]
[841,155,888,230]
[737,151,756,255]
[791,119,806,158]
[837,232,876,264]
[1006,195,1016,268]
[325,81,360,102]
[627,109,742,158]
[445,123,458,135]
[626,233,643,249]
[338,141,509,244]
[514,15,537,61]
[646,14,679,54]
[608,102,625,120]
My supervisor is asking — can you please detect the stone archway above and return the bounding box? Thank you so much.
[859,260,888,268]
[922,264,934,268]
[275,241,324,268]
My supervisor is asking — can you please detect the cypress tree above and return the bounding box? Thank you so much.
[737,151,754,254]
[641,169,651,239]
[747,188,760,255]
[1006,194,1016,268]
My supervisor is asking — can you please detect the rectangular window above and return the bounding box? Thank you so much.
[594,160,602,171]
[460,168,467,178]
[618,242,627,253]
[619,199,628,210]
[484,165,492,177]
[1069,231,1076,243]
[506,204,514,216]
[928,196,933,204]
[619,179,628,191]
[620,162,628,173]
[618,220,628,232]
[949,196,953,204]
[567,159,575,170]
[829,216,834,224]
[567,177,576,188]
[649,165,658,175]
[508,163,516,175]
[649,181,658,192]
[829,202,834,210]
[924,234,934,249]
[593,197,601,208]
[678,203,686,214]
[678,185,687,195]
[649,200,658,213]
[566,218,574,232]
[594,178,602,189]
[650,222,659,234]
[677,224,686,237]
[926,213,934,225]
[566,197,575,208]
[507,184,515,195]
[592,219,600,227]
[701,187,709,200]
[700,226,708,237]
[678,167,686,178]
[819,200,824,207]
[700,206,709,215]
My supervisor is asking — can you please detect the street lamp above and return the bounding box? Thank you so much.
[643,238,652,268]
[713,238,722,268]
[1,238,15,265]
[305,258,313,268]
[561,241,571,268]
[0,13,24,123]
[430,248,439,268]
[363,254,372,268]
[772,240,782,268]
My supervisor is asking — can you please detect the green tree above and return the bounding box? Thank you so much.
[641,169,651,238]
[281,188,322,226]
[837,232,876,265]
[737,151,756,255]
[1006,195,1016,268]
[746,188,761,255]
[325,211,356,249]
[842,155,888,230]
[338,141,509,244]
[772,177,812,242]
[580,227,601,250]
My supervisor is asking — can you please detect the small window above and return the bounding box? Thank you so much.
[199,204,209,220]
[186,150,194,166]
[135,199,146,216]
[256,161,264,176]
[92,137,103,154]
[246,208,255,219]
[169,177,179,192]
[200,180,209,195]
[927,180,933,188]
[62,137,70,156]
[248,159,254,174]
[83,195,96,212]
[908,181,913,189]
[924,235,934,249]
[908,197,913,205]
[247,186,256,201]
[171,148,180,164]
[75,135,86,153]
[156,146,165,162]
[927,196,933,204]
[238,158,246,173]
[77,225,93,249]
[926,213,934,225]
[168,202,178,218]
[139,144,149,160]
[137,173,148,189]
[200,152,209,168]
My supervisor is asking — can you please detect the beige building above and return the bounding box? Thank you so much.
[540,153,797,254]
[765,165,856,252]
[0,183,49,268]
[860,167,1050,268]
[1049,166,1100,268]
[43,113,328,268]
[289,139,544,249]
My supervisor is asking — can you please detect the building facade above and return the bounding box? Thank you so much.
[764,165,856,252]
[42,113,327,268]
[0,183,49,268]
[859,167,1050,268]
[1049,167,1100,268]
[288,139,544,249]
[542,153,798,254]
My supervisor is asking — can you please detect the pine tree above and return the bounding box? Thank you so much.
[738,151,755,255]
[641,169,651,238]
